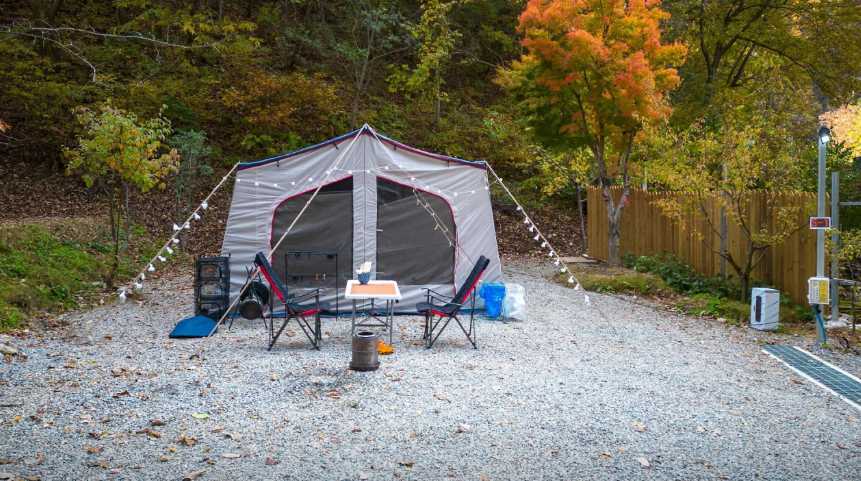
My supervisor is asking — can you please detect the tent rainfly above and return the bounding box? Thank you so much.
[221,124,503,312]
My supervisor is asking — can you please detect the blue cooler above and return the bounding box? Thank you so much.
[479,282,506,319]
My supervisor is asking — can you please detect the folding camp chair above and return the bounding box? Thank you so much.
[253,252,322,350]
[416,255,490,349]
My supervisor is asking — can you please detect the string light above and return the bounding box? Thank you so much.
[165,246,174,255]
[201,201,208,210]
[147,264,155,272]
[183,221,190,229]
[172,238,180,245]
[192,212,201,221]
[541,241,547,248]
[172,223,181,232]
[118,289,127,302]
[133,281,143,290]
[157,255,166,262]
[533,233,540,241]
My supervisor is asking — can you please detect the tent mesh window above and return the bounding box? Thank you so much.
[270,177,353,287]
[376,177,455,285]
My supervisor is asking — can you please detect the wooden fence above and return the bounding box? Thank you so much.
[586,188,817,304]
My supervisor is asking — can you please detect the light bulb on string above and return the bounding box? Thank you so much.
[165,246,174,255]
[541,241,547,248]
[133,281,143,291]
[118,289,127,302]
[533,233,540,241]
[554,259,560,266]
[147,264,156,272]
[560,267,566,273]
[516,206,522,211]
[183,221,190,230]
[567,276,575,284]
[172,238,180,245]
[157,255,166,262]
[192,212,201,221]
[548,251,555,257]
[201,201,208,210]
[523,218,529,224]
[574,283,582,291]
[172,223,181,232]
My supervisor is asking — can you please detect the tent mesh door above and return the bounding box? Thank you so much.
[376,177,455,285]
[270,177,354,289]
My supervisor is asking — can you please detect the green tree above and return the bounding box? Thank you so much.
[502,0,687,266]
[64,101,179,286]
[170,129,213,216]
[389,0,462,124]
[646,118,807,300]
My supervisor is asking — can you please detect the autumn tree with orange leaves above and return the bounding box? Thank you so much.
[501,0,686,266]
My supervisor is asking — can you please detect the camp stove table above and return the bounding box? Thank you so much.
[345,280,401,344]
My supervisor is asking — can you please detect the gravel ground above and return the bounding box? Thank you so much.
[1,260,860,481]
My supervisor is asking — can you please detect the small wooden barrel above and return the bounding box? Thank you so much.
[350,331,380,371]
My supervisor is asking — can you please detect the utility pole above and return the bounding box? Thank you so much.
[813,126,830,345]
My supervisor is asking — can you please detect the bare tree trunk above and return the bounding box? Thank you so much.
[107,192,120,288]
[607,214,621,267]
[122,181,131,249]
[575,182,587,253]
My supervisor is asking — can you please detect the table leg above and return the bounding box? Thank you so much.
[388,300,394,345]
[351,299,357,336]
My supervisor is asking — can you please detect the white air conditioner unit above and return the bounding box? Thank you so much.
[750,288,779,331]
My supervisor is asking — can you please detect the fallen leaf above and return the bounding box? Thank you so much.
[637,457,651,468]
[398,460,414,467]
[325,390,341,399]
[177,434,197,447]
[270,373,279,381]
[158,455,171,462]
[351,427,362,433]
[85,445,103,454]
[64,359,77,369]
[210,425,224,433]
[599,452,612,459]
[264,457,280,466]
[191,412,209,420]
[455,423,471,433]
[221,453,241,459]
[150,419,165,427]
[631,421,646,433]
[182,469,206,481]
[112,390,130,399]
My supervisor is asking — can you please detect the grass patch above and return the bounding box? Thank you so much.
[0,220,159,331]
[569,267,670,297]
[557,254,814,331]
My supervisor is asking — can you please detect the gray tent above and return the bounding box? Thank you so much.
[220,125,502,311]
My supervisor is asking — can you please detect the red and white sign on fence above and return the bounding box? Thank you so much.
[809,217,831,229]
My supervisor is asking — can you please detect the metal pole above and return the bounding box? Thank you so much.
[816,137,826,277]
[831,171,840,322]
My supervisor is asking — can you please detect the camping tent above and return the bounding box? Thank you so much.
[220,124,503,311]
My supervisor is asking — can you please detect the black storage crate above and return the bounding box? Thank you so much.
[195,256,230,319]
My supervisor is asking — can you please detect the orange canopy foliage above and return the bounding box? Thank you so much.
[518,0,686,145]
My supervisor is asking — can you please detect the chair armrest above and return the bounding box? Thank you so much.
[423,288,454,301]
[288,289,320,304]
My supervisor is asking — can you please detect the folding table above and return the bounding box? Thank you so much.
[345,280,401,344]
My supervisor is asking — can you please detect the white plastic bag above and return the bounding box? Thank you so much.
[502,283,527,321]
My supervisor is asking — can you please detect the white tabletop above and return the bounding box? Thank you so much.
[345,280,402,300]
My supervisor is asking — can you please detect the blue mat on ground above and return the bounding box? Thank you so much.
[169,315,217,338]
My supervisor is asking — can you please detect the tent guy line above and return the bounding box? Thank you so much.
[200,126,367,342]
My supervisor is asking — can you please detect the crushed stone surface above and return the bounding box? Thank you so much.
[1,260,859,480]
